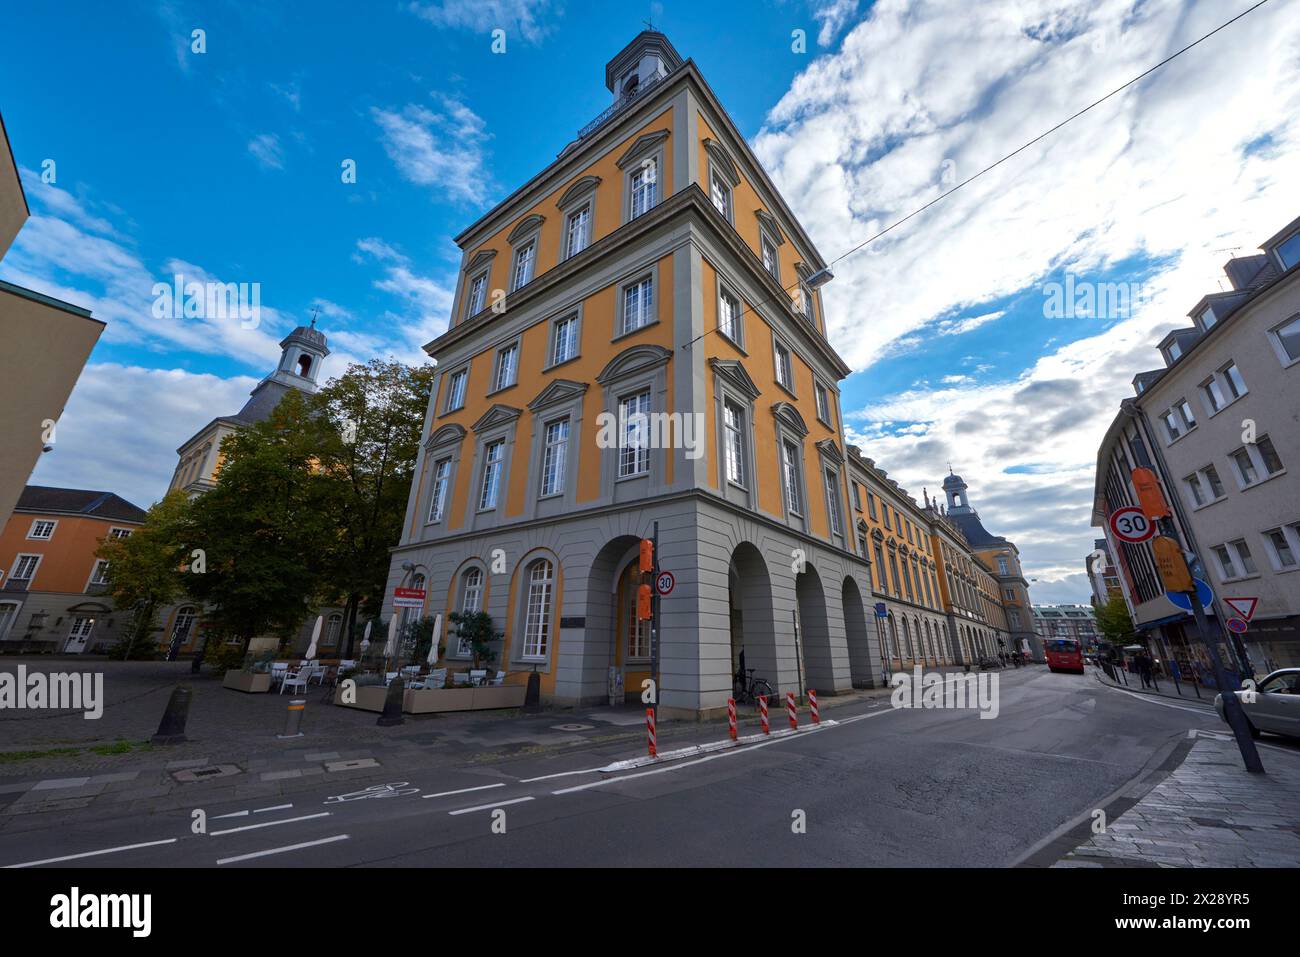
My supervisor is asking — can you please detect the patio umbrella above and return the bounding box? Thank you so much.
[304,615,323,660]
[426,614,442,665]
[383,617,398,662]
[359,619,372,656]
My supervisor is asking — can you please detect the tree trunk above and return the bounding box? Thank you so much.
[191,632,209,673]
[342,594,360,657]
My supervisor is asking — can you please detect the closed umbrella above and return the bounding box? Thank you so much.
[359,619,372,656]
[383,617,398,662]
[426,614,442,666]
[304,615,323,660]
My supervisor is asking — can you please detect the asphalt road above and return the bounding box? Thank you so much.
[2,666,1288,868]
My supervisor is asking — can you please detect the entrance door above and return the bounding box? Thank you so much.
[64,616,95,653]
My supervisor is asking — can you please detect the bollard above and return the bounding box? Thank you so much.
[786,691,798,730]
[808,689,820,724]
[278,698,306,738]
[758,694,770,735]
[523,669,541,713]
[377,676,405,727]
[727,698,737,741]
[646,707,657,758]
[150,684,192,745]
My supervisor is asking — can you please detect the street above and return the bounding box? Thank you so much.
[5,666,1289,869]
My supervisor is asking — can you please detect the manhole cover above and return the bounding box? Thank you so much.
[551,723,594,732]
[171,764,242,783]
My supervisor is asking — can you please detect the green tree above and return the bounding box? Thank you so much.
[310,359,434,656]
[94,490,193,660]
[447,611,503,671]
[1095,593,1135,647]
[183,389,338,657]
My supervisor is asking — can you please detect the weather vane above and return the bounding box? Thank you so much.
[309,304,320,329]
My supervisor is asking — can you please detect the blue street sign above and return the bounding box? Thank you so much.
[874,603,888,618]
[1167,577,1213,612]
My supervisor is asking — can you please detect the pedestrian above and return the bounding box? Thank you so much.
[1137,652,1153,689]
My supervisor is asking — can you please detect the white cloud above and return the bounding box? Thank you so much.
[247,132,286,170]
[757,0,1300,600]
[813,0,861,47]
[936,310,1004,336]
[372,96,493,204]
[352,238,457,364]
[29,363,259,509]
[406,0,556,44]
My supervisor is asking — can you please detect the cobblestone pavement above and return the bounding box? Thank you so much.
[1054,732,1300,868]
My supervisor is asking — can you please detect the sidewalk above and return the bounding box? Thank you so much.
[1053,733,1300,868]
[1091,665,1217,706]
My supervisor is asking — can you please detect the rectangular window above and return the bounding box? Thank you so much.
[1183,472,1205,507]
[873,542,886,591]
[1221,361,1247,400]
[622,277,654,334]
[68,616,95,642]
[718,288,741,343]
[723,401,745,486]
[1203,464,1225,499]
[428,458,452,522]
[761,235,779,279]
[998,557,1009,575]
[781,441,803,516]
[90,560,110,586]
[866,490,878,520]
[800,286,814,321]
[540,419,569,497]
[1232,540,1258,576]
[1257,435,1284,475]
[511,242,536,291]
[628,592,650,659]
[564,205,591,258]
[1162,409,1183,442]
[775,341,793,390]
[444,369,468,412]
[465,273,488,319]
[1277,230,1300,271]
[619,391,651,477]
[109,528,133,540]
[27,520,55,540]
[630,161,657,218]
[1213,544,1238,579]
[710,171,732,220]
[1201,376,1226,413]
[1178,399,1196,430]
[824,469,844,536]
[1232,447,1258,486]
[852,483,863,511]
[1273,314,1300,363]
[552,314,579,365]
[479,440,504,510]
[522,563,553,658]
[815,383,831,424]
[11,555,39,582]
[1265,528,1297,569]
[492,344,519,392]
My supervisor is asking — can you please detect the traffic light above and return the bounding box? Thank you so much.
[637,583,652,621]
[639,538,654,574]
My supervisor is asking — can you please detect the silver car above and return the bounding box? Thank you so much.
[1214,668,1300,740]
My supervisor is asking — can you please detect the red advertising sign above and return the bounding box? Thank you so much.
[393,587,426,609]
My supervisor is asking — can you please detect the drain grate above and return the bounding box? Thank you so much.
[171,764,242,783]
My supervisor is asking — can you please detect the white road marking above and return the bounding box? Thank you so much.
[1103,684,1217,716]
[422,782,505,799]
[209,812,331,837]
[448,796,534,815]
[216,834,349,865]
[5,838,178,869]
[255,803,294,813]
[212,810,249,819]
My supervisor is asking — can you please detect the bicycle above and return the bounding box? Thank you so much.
[733,668,774,707]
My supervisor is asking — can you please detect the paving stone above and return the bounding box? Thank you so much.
[89,771,141,784]
[31,777,90,791]
[261,769,302,781]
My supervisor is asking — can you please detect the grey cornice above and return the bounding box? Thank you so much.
[466,248,498,273]
[816,438,844,465]
[755,208,785,244]
[528,379,589,412]
[471,404,523,432]
[507,214,546,244]
[616,128,671,169]
[557,175,601,209]
[702,137,740,186]
[708,357,761,400]
[426,423,467,448]
[596,343,673,384]
[771,401,808,437]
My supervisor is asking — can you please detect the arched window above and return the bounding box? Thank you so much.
[521,560,554,659]
[889,617,900,659]
[173,606,198,647]
[901,618,912,661]
[456,568,484,656]
[297,354,312,377]
[398,573,426,638]
[324,613,342,647]
[622,73,640,98]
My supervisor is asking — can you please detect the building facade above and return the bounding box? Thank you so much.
[1094,214,1300,672]
[382,31,1029,715]
[1031,604,1099,653]
[0,487,146,653]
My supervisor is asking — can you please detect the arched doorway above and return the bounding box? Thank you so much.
[900,617,913,665]
[728,543,776,694]
[794,564,832,692]
[584,535,644,705]
[842,576,873,687]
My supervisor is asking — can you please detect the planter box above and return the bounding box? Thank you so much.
[333,684,390,712]
[403,684,526,714]
[222,670,272,694]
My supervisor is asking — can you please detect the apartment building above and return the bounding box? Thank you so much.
[1031,604,1099,652]
[0,486,145,653]
[1093,213,1300,671]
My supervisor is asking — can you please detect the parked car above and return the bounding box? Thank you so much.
[1214,668,1300,740]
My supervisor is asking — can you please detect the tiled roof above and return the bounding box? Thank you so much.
[15,486,147,523]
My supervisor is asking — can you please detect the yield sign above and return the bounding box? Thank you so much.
[1223,596,1259,622]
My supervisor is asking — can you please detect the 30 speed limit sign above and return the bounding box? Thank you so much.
[1109,506,1156,544]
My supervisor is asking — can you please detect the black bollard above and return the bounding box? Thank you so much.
[151,684,192,745]
[377,677,405,727]
[523,669,541,713]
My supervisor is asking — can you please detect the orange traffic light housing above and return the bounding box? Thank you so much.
[637,583,652,621]
[639,538,654,574]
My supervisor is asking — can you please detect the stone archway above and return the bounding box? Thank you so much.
[575,535,644,706]
[842,576,873,687]
[728,542,776,693]
[794,564,833,693]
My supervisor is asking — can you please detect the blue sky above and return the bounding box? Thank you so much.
[3,0,1299,603]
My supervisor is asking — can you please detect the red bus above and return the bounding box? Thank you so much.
[1045,638,1085,674]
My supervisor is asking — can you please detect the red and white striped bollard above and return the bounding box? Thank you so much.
[808,688,820,724]
[786,691,798,729]
[646,707,656,758]
[758,694,769,735]
[727,697,737,741]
